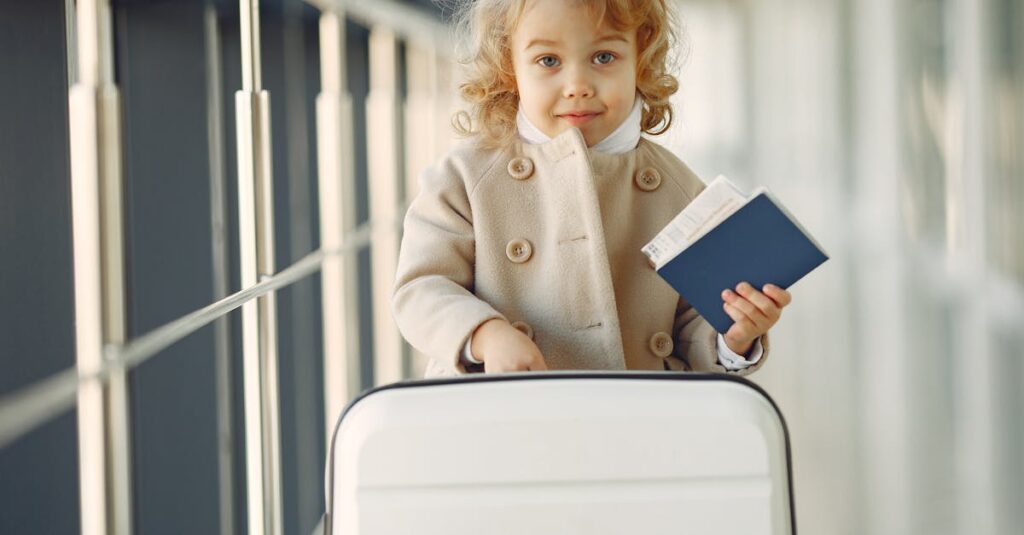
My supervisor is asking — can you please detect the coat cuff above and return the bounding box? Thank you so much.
[719,333,770,376]
[440,308,506,375]
[716,334,765,370]
[679,320,770,376]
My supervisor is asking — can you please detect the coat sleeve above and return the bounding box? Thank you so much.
[660,151,770,376]
[672,297,770,376]
[391,159,506,375]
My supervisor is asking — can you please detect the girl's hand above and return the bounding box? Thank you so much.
[471,319,548,373]
[721,282,792,357]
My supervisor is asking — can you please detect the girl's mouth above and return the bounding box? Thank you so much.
[558,112,601,126]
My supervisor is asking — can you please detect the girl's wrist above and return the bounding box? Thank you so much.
[471,318,508,362]
[725,337,754,358]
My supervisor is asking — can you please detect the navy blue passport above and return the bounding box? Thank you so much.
[654,192,828,334]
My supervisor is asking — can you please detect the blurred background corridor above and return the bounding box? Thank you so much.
[1,0,1022,533]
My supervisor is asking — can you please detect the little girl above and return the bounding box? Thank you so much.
[392,0,792,376]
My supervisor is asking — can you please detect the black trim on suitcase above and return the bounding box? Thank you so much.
[323,372,797,535]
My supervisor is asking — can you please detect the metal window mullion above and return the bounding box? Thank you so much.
[68,1,132,534]
[236,1,283,533]
[367,27,405,386]
[97,83,133,535]
[316,10,362,445]
[68,82,108,535]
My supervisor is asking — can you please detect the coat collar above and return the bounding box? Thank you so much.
[520,126,650,171]
[522,126,588,163]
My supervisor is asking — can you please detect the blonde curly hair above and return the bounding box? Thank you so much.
[450,0,683,148]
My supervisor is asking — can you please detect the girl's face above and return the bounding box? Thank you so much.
[511,1,638,147]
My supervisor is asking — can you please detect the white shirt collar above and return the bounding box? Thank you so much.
[516,95,642,155]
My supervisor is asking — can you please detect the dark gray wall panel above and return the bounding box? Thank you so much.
[0,413,80,534]
[213,9,255,533]
[0,1,80,532]
[259,2,327,533]
[115,1,221,533]
[0,1,76,394]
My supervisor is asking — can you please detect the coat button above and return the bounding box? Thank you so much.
[649,331,673,358]
[635,167,662,192]
[511,321,535,340]
[505,238,533,263]
[507,157,534,180]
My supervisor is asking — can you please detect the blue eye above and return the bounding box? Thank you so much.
[537,55,560,68]
[594,52,616,65]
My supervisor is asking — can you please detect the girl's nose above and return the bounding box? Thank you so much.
[562,70,595,99]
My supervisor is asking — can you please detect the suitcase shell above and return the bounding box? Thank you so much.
[324,372,795,534]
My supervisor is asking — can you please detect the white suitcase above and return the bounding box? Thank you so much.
[324,372,795,534]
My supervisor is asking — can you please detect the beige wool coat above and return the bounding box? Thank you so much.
[392,127,769,378]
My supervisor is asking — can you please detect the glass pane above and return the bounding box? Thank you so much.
[275,280,326,535]
[987,0,1024,283]
[113,0,225,330]
[992,323,1024,534]
[129,320,229,533]
[0,0,76,394]
[259,0,323,268]
[905,275,957,534]
[0,1,79,530]
[0,412,80,533]
[663,1,748,182]
[899,0,952,247]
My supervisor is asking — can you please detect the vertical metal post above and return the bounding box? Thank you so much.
[367,26,405,386]
[316,11,362,442]
[236,0,283,533]
[204,6,236,535]
[948,0,996,531]
[402,41,438,377]
[851,0,911,533]
[68,0,132,533]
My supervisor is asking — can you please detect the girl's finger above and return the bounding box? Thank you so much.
[723,302,756,337]
[723,289,769,328]
[724,320,756,345]
[736,283,780,321]
[763,284,792,307]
